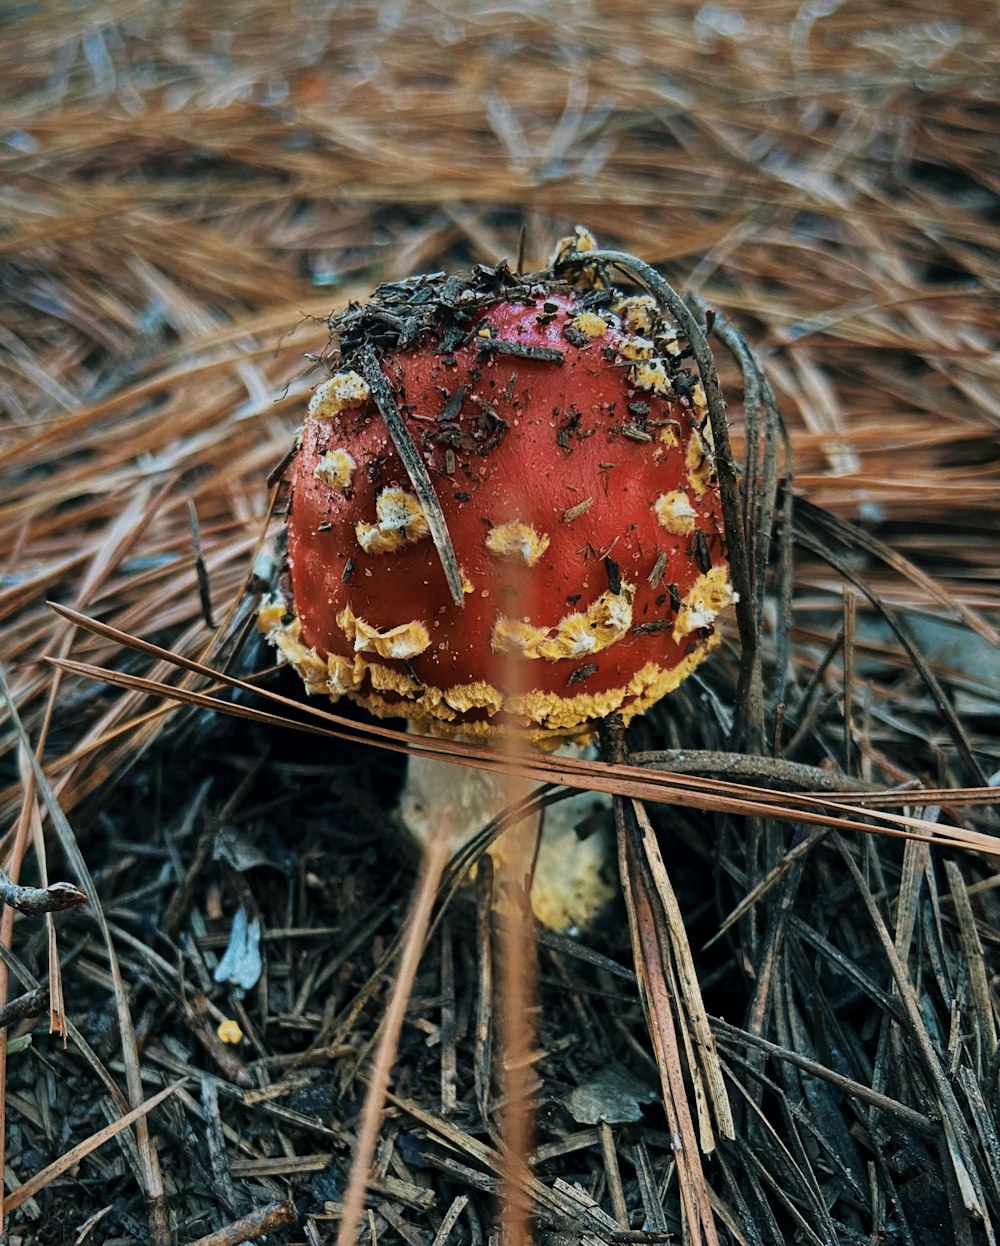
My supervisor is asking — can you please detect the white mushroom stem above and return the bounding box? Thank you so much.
[399,728,616,930]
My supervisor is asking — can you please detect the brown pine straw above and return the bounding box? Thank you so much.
[39,617,998,848]
[1,1,999,1243]
[333,830,451,1246]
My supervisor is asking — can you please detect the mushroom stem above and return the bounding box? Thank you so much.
[399,727,615,931]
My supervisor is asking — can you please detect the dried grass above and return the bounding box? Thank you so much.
[1,2,998,1244]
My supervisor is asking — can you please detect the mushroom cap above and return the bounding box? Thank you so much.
[261,271,734,739]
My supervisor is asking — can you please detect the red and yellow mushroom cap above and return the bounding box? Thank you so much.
[260,256,735,740]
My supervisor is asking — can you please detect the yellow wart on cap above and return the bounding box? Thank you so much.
[686,429,714,497]
[550,225,598,265]
[492,585,635,661]
[568,311,609,340]
[614,295,659,336]
[485,520,551,567]
[257,596,287,635]
[312,448,357,491]
[337,605,431,660]
[308,371,370,420]
[654,489,697,535]
[672,566,737,640]
[258,606,328,695]
[618,335,656,361]
[630,359,672,396]
[490,617,547,656]
[356,487,430,554]
[326,653,363,697]
[443,681,505,716]
[366,662,422,698]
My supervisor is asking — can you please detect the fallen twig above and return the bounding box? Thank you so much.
[185,1200,298,1246]
[0,870,86,917]
[0,986,48,1030]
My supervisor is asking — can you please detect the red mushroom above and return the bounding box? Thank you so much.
[260,233,735,926]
